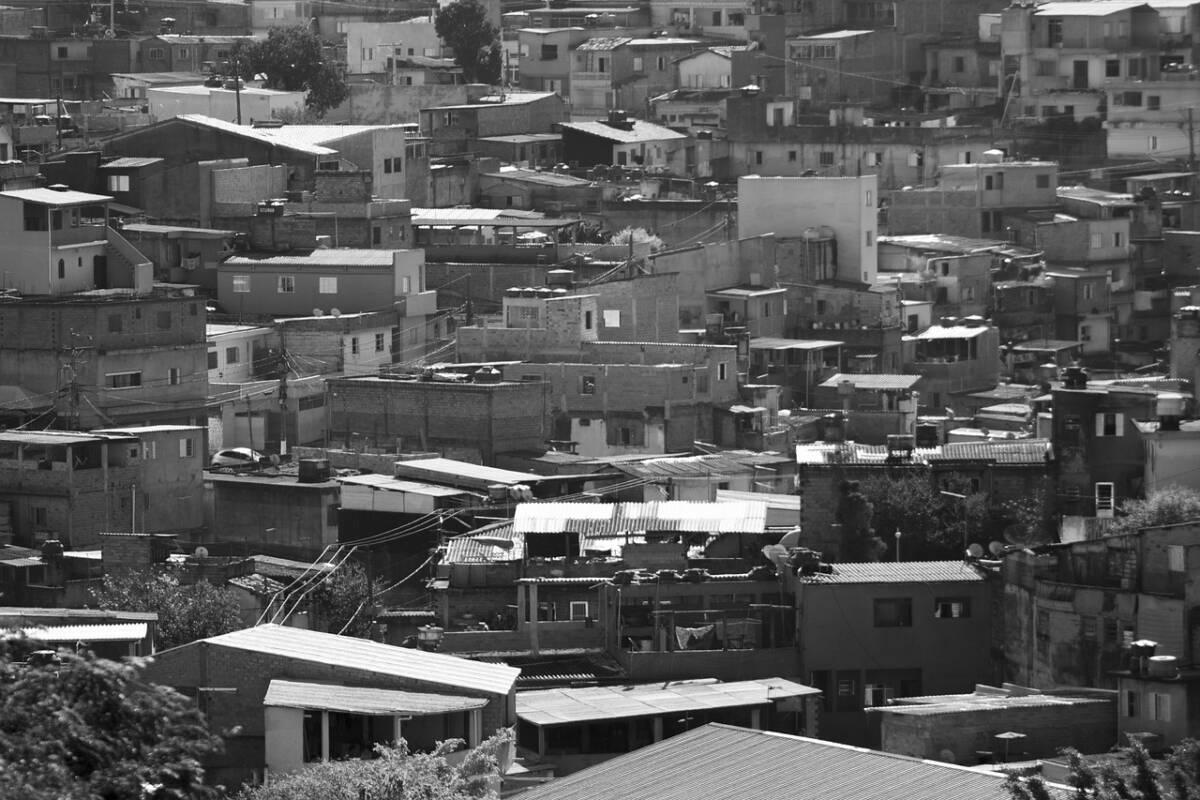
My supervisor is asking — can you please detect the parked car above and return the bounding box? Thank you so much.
[209,447,265,468]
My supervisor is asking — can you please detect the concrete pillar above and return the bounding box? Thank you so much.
[652,716,663,742]
[537,724,547,757]
[528,581,540,656]
[320,710,330,762]
[393,715,403,744]
[750,708,762,730]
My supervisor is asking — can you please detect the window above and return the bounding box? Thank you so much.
[866,151,882,166]
[580,375,596,395]
[232,275,250,293]
[318,276,338,294]
[401,276,411,294]
[179,437,194,458]
[1147,95,1160,111]
[168,367,181,386]
[148,47,165,59]
[1080,324,1092,341]
[1150,693,1172,722]
[865,190,872,206]
[1036,174,1050,188]
[1095,412,1123,436]
[656,56,665,71]
[372,226,382,245]
[541,44,559,60]
[107,371,142,389]
[375,332,385,352]
[1169,544,1185,572]
[865,230,874,247]
[23,202,44,231]
[33,506,46,526]
[1125,690,1140,718]
[603,309,621,327]
[755,151,763,165]
[351,336,360,355]
[584,310,593,330]
[207,351,218,369]
[874,598,913,627]
[225,346,240,364]
[156,310,171,329]
[718,362,728,381]
[952,56,965,73]
[1083,281,1095,299]
[819,150,835,166]
[1106,59,1120,77]
[934,597,970,618]
[1114,232,1123,248]
[569,601,589,620]
[107,174,130,192]
[56,46,68,58]
[788,150,796,162]
[1148,135,1159,151]
[1082,616,1098,640]
[277,275,295,293]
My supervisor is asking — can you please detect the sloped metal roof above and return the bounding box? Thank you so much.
[264,679,487,716]
[818,373,923,390]
[803,561,988,584]
[512,501,767,535]
[513,723,1047,800]
[517,678,819,726]
[192,624,519,696]
[18,622,148,643]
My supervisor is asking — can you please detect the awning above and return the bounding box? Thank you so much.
[107,202,144,216]
[263,680,488,716]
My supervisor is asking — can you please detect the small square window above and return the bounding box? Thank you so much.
[277,275,295,293]
[1036,174,1050,188]
[581,375,596,394]
[375,332,385,352]
[319,276,338,294]
[874,597,913,627]
[179,437,194,458]
[232,275,250,293]
[168,367,181,385]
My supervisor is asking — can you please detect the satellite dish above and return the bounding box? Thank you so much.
[330,308,342,317]
[966,542,985,559]
[778,526,802,549]
[193,545,209,558]
[761,544,789,573]
[989,541,1006,557]
[312,308,324,317]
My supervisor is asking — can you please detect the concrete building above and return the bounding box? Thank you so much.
[559,113,690,171]
[207,323,278,384]
[738,174,879,285]
[344,18,446,76]
[569,36,706,120]
[0,427,205,548]
[137,34,255,75]
[904,319,1000,411]
[999,0,1162,124]
[325,373,552,464]
[205,469,341,559]
[872,685,1117,765]
[786,29,901,109]
[676,45,747,88]
[140,624,520,786]
[887,155,1059,239]
[217,248,433,318]
[147,85,306,124]
[796,561,996,746]
[517,27,593,96]
[419,91,567,157]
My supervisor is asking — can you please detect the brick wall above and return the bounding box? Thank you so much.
[878,695,1116,764]
[314,171,373,203]
[327,377,550,464]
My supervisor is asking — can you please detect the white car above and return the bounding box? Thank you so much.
[209,447,265,468]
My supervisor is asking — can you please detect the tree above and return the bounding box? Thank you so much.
[1111,486,1200,536]
[232,26,349,116]
[837,480,885,561]
[608,227,666,254]
[309,561,387,638]
[234,730,512,800]
[435,0,502,85]
[1006,740,1200,800]
[91,568,243,650]
[0,635,223,800]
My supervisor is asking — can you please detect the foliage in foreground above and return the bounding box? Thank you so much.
[235,730,512,800]
[1006,740,1200,800]
[1110,486,1200,537]
[0,635,222,800]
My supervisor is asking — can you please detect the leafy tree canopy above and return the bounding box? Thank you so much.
[234,730,512,800]
[309,561,388,638]
[91,567,243,650]
[232,26,349,115]
[0,635,222,800]
[1111,485,1200,536]
[1007,739,1200,800]
[435,0,502,85]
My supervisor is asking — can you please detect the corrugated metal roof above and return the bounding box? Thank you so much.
[393,457,545,487]
[195,624,519,696]
[559,119,688,144]
[224,249,397,267]
[750,337,843,350]
[1,188,113,206]
[17,622,147,643]
[911,324,991,340]
[264,679,487,715]
[818,373,922,390]
[444,521,525,563]
[613,451,790,480]
[512,501,767,535]
[796,28,875,38]
[513,723,1038,800]
[931,440,1051,463]
[174,115,337,155]
[338,473,471,497]
[518,678,819,726]
[575,36,633,50]
[100,157,164,169]
[1035,0,1148,15]
[804,561,987,584]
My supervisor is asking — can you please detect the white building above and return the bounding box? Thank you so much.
[344,18,445,75]
[147,86,306,124]
[737,174,879,285]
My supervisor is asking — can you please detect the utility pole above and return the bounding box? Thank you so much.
[1189,107,1196,172]
[60,330,90,430]
[233,56,242,125]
